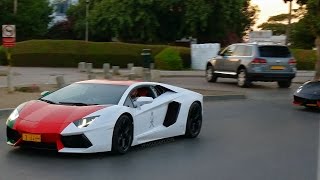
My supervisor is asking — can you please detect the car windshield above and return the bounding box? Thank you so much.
[40,83,129,106]
[258,46,291,58]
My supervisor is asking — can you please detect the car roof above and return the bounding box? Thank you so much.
[76,79,140,86]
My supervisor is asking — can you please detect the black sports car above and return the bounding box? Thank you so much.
[293,81,320,109]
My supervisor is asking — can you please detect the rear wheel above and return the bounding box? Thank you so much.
[277,80,292,88]
[185,102,202,138]
[111,115,133,154]
[237,68,251,88]
[206,65,218,82]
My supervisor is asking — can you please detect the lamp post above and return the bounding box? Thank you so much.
[284,0,293,45]
[85,0,89,42]
[13,0,17,14]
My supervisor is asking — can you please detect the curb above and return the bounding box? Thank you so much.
[204,94,246,101]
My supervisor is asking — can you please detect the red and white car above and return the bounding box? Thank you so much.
[6,80,203,154]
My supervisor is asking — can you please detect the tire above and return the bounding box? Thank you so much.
[237,68,251,88]
[206,65,218,82]
[277,80,292,88]
[111,115,133,154]
[185,102,202,138]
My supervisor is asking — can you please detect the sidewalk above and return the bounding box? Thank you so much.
[0,66,316,88]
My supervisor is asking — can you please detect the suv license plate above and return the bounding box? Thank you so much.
[270,66,285,70]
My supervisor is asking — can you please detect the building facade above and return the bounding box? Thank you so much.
[50,0,78,25]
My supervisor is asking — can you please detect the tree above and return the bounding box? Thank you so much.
[295,0,320,80]
[89,0,159,42]
[258,14,290,35]
[67,0,105,41]
[47,20,76,40]
[67,0,257,45]
[0,0,52,41]
[291,18,316,49]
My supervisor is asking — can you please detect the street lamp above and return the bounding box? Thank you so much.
[13,0,17,14]
[284,0,293,45]
[85,0,90,42]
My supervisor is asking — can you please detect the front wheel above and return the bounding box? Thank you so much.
[206,65,218,82]
[111,115,133,154]
[277,80,292,88]
[185,102,202,138]
[237,69,251,88]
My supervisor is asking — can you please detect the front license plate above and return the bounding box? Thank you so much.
[270,66,285,70]
[22,133,41,142]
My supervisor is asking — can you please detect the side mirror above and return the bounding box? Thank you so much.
[134,97,153,108]
[40,91,51,97]
[218,49,224,56]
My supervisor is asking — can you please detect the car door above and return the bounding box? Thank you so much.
[125,85,168,143]
[218,45,236,72]
[224,45,243,73]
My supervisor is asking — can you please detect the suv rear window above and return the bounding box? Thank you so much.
[258,46,291,58]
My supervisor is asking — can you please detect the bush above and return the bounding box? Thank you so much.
[0,46,8,65]
[9,40,191,68]
[174,46,191,69]
[291,49,317,70]
[155,47,183,70]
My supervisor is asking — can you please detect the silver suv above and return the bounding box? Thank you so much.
[205,43,296,88]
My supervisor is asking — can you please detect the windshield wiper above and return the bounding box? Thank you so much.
[58,102,98,106]
[39,98,57,104]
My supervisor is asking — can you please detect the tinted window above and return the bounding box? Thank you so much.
[259,46,291,58]
[154,85,173,96]
[244,46,253,56]
[233,45,245,56]
[41,83,128,105]
[222,45,236,56]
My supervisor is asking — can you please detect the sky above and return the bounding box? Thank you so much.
[251,0,299,29]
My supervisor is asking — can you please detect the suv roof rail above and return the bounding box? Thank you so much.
[249,41,285,45]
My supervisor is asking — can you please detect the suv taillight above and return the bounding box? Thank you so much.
[288,58,296,65]
[251,58,267,64]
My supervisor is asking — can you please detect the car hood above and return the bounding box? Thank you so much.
[13,100,109,133]
[298,81,320,95]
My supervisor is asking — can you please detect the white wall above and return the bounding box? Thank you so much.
[191,43,220,70]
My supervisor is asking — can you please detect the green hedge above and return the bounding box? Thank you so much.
[155,47,183,70]
[9,40,191,68]
[291,49,317,70]
[0,46,7,65]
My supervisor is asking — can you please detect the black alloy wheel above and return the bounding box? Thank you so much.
[112,115,133,154]
[185,102,202,138]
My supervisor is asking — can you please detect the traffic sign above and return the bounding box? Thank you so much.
[2,37,16,47]
[2,25,16,38]
[2,25,16,47]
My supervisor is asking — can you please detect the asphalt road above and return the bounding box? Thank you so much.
[0,78,319,180]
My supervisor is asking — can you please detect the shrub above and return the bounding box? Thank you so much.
[155,47,183,70]
[0,46,8,65]
[9,40,192,68]
[174,46,191,69]
[291,49,317,70]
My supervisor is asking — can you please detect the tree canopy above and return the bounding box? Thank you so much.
[67,0,258,45]
[0,0,52,41]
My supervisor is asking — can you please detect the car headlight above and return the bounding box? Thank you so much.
[73,116,100,128]
[6,102,26,127]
